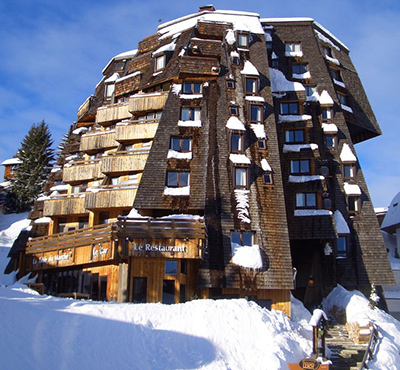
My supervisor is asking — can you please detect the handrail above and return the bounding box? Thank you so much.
[359,324,379,369]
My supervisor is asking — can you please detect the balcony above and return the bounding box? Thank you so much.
[96,102,131,125]
[116,217,206,259]
[43,195,87,216]
[128,92,168,114]
[77,95,96,123]
[115,121,159,142]
[80,130,118,152]
[25,224,116,271]
[84,186,137,210]
[101,151,149,175]
[63,159,103,183]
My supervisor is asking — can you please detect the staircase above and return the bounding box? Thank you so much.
[325,320,367,370]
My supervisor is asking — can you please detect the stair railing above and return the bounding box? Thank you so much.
[359,324,379,369]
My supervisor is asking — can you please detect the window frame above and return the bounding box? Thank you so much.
[296,192,318,209]
[182,81,202,94]
[245,77,258,95]
[292,63,308,75]
[305,85,316,97]
[337,235,348,258]
[180,107,201,121]
[263,172,273,185]
[237,33,249,48]
[321,107,332,121]
[343,164,356,182]
[330,68,343,82]
[170,137,192,153]
[325,134,336,150]
[285,129,306,144]
[348,196,360,215]
[337,93,348,106]
[230,132,244,154]
[290,159,311,175]
[231,231,255,246]
[155,54,166,72]
[250,104,263,123]
[285,42,301,54]
[233,167,249,189]
[257,138,267,150]
[166,171,190,188]
[230,106,239,116]
[227,80,235,89]
[280,102,299,115]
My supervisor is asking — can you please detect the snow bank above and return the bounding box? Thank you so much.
[231,243,263,269]
[0,284,312,370]
[323,285,400,370]
[269,68,305,92]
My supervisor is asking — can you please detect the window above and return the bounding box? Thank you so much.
[167,171,189,187]
[155,55,166,72]
[321,107,332,121]
[231,133,244,153]
[343,164,355,182]
[170,137,191,152]
[285,43,301,55]
[271,59,279,68]
[323,198,332,210]
[78,217,89,229]
[180,260,187,274]
[250,105,262,123]
[57,218,67,233]
[285,129,305,143]
[348,196,360,215]
[324,47,332,58]
[162,280,175,304]
[181,107,201,121]
[263,172,273,184]
[337,236,348,257]
[105,83,115,99]
[227,80,235,89]
[290,159,310,174]
[245,78,258,95]
[305,86,316,97]
[296,192,317,208]
[320,166,330,177]
[237,33,249,48]
[138,111,162,122]
[280,102,299,115]
[234,167,248,189]
[232,55,240,65]
[325,134,336,149]
[231,231,255,246]
[230,106,239,115]
[99,212,109,225]
[331,69,343,82]
[165,260,178,274]
[132,277,147,303]
[292,64,308,74]
[257,138,267,150]
[337,93,347,105]
[182,81,202,94]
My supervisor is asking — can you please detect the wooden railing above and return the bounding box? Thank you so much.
[84,186,137,209]
[96,102,131,124]
[101,152,148,174]
[80,130,118,152]
[115,121,159,142]
[27,224,115,253]
[128,92,168,114]
[63,160,103,182]
[43,195,87,216]
[359,324,379,369]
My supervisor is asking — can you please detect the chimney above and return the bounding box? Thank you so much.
[199,5,215,12]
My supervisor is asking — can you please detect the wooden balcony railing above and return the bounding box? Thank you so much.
[101,152,149,174]
[63,159,103,182]
[96,102,131,124]
[115,121,159,142]
[80,130,118,152]
[84,186,137,210]
[43,195,87,216]
[77,95,96,123]
[128,92,168,114]
[26,224,116,270]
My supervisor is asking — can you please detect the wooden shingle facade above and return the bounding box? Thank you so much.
[15,8,394,315]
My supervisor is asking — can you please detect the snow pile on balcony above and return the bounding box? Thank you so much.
[180,94,203,100]
[322,123,338,134]
[323,285,400,370]
[50,184,69,192]
[269,68,305,92]
[278,114,312,123]
[125,208,148,218]
[292,71,311,80]
[234,189,251,224]
[229,154,251,165]
[160,214,203,220]
[333,210,350,234]
[226,116,246,131]
[283,144,318,153]
[34,217,51,224]
[72,127,88,135]
[178,120,202,127]
[340,143,357,163]
[285,50,303,57]
[289,175,324,183]
[241,61,259,76]
[164,186,190,196]
[343,183,361,196]
[261,159,272,172]
[250,124,266,139]
[231,243,263,269]
[167,150,192,160]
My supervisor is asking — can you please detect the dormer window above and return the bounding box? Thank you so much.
[331,69,343,82]
[285,42,302,57]
[230,106,239,115]
[337,93,347,106]
[171,137,192,152]
[155,54,166,72]
[167,171,190,188]
[296,192,317,209]
[237,33,249,48]
[324,47,332,58]
[245,77,258,95]
[280,102,299,115]
[250,105,262,123]
[321,107,332,121]
[183,81,202,94]
[343,164,356,182]
[105,83,115,100]
[227,80,235,89]
[230,133,244,153]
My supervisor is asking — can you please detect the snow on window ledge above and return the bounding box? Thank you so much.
[230,154,251,165]
[178,120,202,127]
[167,150,192,160]
[164,186,190,196]
[283,144,318,153]
[245,96,265,103]
[278,114,312,123]
[333,79,346,88]
[289,175,324,183]
[322,123,338,134]
[325,55,340,66]
[292,71,311,79]
[341,104,353,114]
[285,51,303,57]
[231,243,263,269]
[180,94,203,99]
[294,209,333,216]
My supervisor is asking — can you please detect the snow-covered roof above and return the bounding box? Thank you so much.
[278,114,312,123]
[334,210,350,234]
[158,9,264,40]
[343,183,361,196]
[261,159,272,172]
[152,39,177,57]
[104,73,120,84]
[283,144,318,153]
[34,217,52,224]
[115,71,141,83]
[340,143,357,163]
[319,90,334,106]
[381,191,400,233]
[289,175,324,183]
[102,49,138,74]
[229,154,251,165]
[1,158,21,166]
[322,123,338,134]
[269,68,305,93]
[226,117,246,131]
[250,124,266,139]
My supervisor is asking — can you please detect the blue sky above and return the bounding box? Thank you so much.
[0,0,399,207]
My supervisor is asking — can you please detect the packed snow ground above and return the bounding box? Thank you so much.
[0,212,399,369]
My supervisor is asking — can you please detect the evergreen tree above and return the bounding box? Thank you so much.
[5,121,54,213]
